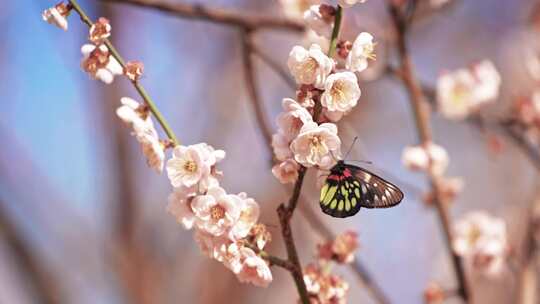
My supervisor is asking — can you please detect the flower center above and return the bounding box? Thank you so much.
[467,225,482,246]
[451,83,471,105]
[331,81,347,102]
[363,43,376,60]
[183,160,198,173]
[210,205,226,220]
[301,57,319,76]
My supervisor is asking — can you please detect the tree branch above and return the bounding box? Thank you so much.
[387,2,471,302]
[102,0,305,32]
[0,199,63,304]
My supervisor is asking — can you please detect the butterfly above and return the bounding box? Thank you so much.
[319,160,404,218]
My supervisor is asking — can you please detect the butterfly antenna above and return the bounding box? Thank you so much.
[344,136,359,160]
[329,150,338,162]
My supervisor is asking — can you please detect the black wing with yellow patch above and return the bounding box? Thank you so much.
[319,162,403,218]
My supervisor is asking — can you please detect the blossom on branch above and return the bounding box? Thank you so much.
[291,121,341,168]
[288,44,334,89]
[272,159,300,184]
[234,247,273,287]
[317,230,359,264]
[346,32,376,73]
[453,211,508,276]
[320,71,361,113]
[304,5,334,38]
[276,98,313,140]
[116,97,165,172]
[304,263,349,303]
[124,60,144,81]
[42,2,71,31]
[80,44,122,84]
[89,17,111,44]
[401,143,449,176]
[192,186,243,237]
[436,60,501,120]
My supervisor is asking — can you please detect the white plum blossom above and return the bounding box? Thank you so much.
[80,44,123,84]
[272,159,300,184]
[437,60,501,120]
[42,2,70,31]
[193,229,231,261]
[167,145,210,188]
[116,97,165,173]
[453,211,508,276]
[276,98,313,140]
[288,44,334,89]
[320,71,361,113]
[192,186,242,237]
[272,132,293,161]
[291,121,341,168]
[346,32,376,73]
[166,186,197,229]
[229,193,260,241]
[166,143,225,189]
[304,5,333,38]
[235,247,273,287]
[401,143,449,176]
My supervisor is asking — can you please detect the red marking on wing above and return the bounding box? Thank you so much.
[343,168,352,177]
[328,174,341,181]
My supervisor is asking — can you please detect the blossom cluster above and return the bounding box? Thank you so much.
[452,211,509,276]
[436,60,501,121]
[304,231,358,303]
[401,142,463,204]
[43,2,272,287]
[271,1,374,183]
[166,144,273,287]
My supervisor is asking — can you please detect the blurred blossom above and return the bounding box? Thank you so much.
[423,282,445,304]
[332,0,367,8]
[345,32,375,73]
[288,44,334,89]
[321,71,361,114]
[291,121,341,168]
[42,2,71,31]
[80,43,123,84]
[89,17,111,44]
[272,159,300,184]
[453,211,508,276]
[304,5,334,38]
[116,97,165,172]
[401,143,449,176]
[304,264,349,304]
[317,230,359,264]
[279,0,318,19]
[430,0,451,9]
[525,47,540,81]
[436,60,501,120]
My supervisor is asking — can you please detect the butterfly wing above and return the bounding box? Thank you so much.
[319,170,363,218]
[349,165,404,208]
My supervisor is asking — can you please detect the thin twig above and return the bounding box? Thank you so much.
[102,0,305,32]
[241,30,274,163]
[68,0,180,145]
[387,2,471,302]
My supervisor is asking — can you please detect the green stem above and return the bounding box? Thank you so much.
[327,5,343,58]
[68,0,180,146]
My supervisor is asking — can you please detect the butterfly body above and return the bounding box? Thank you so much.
[319,160,404,218]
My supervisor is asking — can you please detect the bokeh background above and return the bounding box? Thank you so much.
[2,0,540,303]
